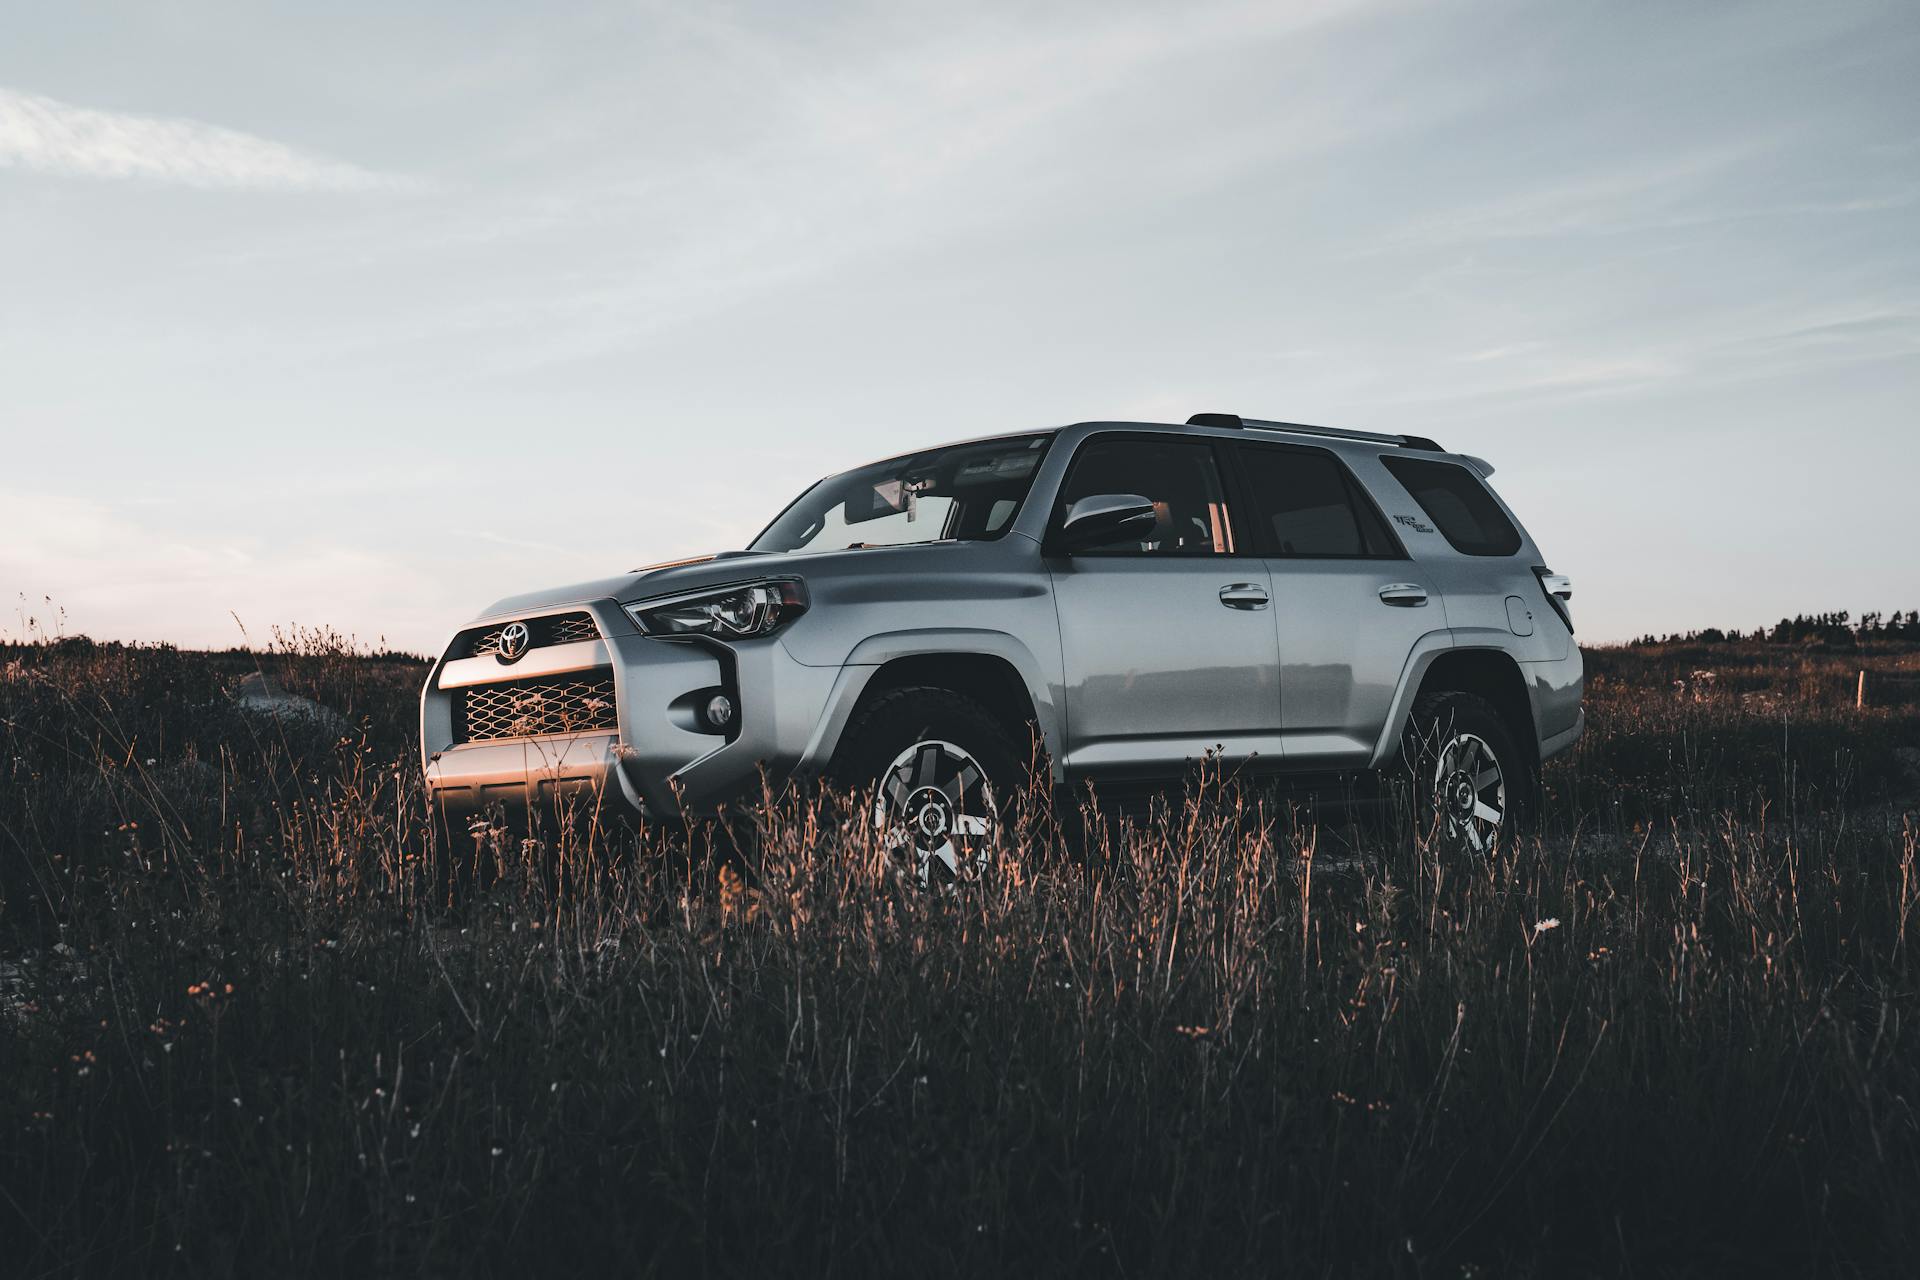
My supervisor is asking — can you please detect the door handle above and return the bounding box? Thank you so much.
[1378,583,1429,607]
[1218,583,1270,610]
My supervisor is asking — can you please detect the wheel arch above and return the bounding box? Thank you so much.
[796,630,1060,779]
[1378,646,1538,770]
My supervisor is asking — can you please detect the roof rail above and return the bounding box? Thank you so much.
[1186,412,1444,453]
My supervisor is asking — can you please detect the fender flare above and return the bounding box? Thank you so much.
[1367,630,1458,769]
[1367,632,1530,768]
[796,628,1063,780]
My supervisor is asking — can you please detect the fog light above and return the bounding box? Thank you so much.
[704,693,735,730]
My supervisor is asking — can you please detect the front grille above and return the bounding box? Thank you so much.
[456,670,618,743]
[469,610,600,658]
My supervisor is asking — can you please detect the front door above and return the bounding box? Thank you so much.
[1046,435,1282,779]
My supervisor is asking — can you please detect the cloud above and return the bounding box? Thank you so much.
[1356,143,1773,256]
[418,0,1399,372]
[0,86,403,191]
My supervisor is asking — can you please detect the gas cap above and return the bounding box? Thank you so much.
[1505,595,1535,637]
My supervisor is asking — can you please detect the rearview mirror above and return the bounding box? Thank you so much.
[1057,493,1158,553]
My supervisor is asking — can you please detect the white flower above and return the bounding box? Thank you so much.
[1533,918,1561,934]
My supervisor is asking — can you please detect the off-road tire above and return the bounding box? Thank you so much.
[830,686,1032,880]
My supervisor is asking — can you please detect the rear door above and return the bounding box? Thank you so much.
[1231,441,1444,769]
[1045,434,1282,779]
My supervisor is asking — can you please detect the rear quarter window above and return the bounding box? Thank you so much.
[1380,457,1523,556]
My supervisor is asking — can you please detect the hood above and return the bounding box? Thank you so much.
[474,549,788,621]
[472,541,1001,623]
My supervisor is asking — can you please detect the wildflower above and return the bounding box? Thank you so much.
[1533,918,1561,935]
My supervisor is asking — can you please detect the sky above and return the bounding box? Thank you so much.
[2,0,1917,653]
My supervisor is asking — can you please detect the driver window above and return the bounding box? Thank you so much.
[1057,438,1236,555]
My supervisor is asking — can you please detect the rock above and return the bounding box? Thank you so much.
[230,672,349,733]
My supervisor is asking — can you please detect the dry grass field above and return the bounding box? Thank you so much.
[2,630,1918,1276]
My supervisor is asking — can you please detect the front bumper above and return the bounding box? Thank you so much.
[421,603,842,818]
[425,730,643,817]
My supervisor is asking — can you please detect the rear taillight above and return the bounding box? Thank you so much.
[1533,566,1574,634]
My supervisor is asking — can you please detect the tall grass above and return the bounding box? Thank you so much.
[2,637,1917,1276]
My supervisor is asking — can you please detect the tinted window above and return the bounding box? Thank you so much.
[1056,438,1236,555]
[1381,457,1522,556]
[1239,445,1401,558]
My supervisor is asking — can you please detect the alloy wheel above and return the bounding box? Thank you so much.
[872,738,999,884]
[1432,731,1506,853]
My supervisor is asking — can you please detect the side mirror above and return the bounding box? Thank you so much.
[1057,493,1159,553]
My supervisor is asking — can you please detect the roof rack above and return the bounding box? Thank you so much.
[1186,412,1444,453]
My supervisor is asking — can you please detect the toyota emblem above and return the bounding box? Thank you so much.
[498,621,531,662]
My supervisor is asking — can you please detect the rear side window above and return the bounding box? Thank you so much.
[1237,445,1401,558]
[1381,457,1522,556]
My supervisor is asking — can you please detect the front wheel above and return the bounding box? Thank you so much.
[831,687,1027,884]
[1401,691,1533,854]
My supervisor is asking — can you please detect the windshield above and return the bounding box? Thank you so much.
[751,433,1054,555]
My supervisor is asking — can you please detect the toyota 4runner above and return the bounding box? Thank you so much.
[422,413,1582,874]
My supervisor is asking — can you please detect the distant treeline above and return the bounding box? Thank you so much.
[1633,609,1920,647]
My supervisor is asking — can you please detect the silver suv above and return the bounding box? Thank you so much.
[422,414,1582,871]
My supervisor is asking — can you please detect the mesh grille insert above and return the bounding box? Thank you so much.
[549,613,600,645]
[456,670,618,743]
[469,610,600,658]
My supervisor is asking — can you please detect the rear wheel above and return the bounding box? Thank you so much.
[832,687,1026,884]
[1401,691,1532,853]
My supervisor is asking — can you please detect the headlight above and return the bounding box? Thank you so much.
[626,580,808,638]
